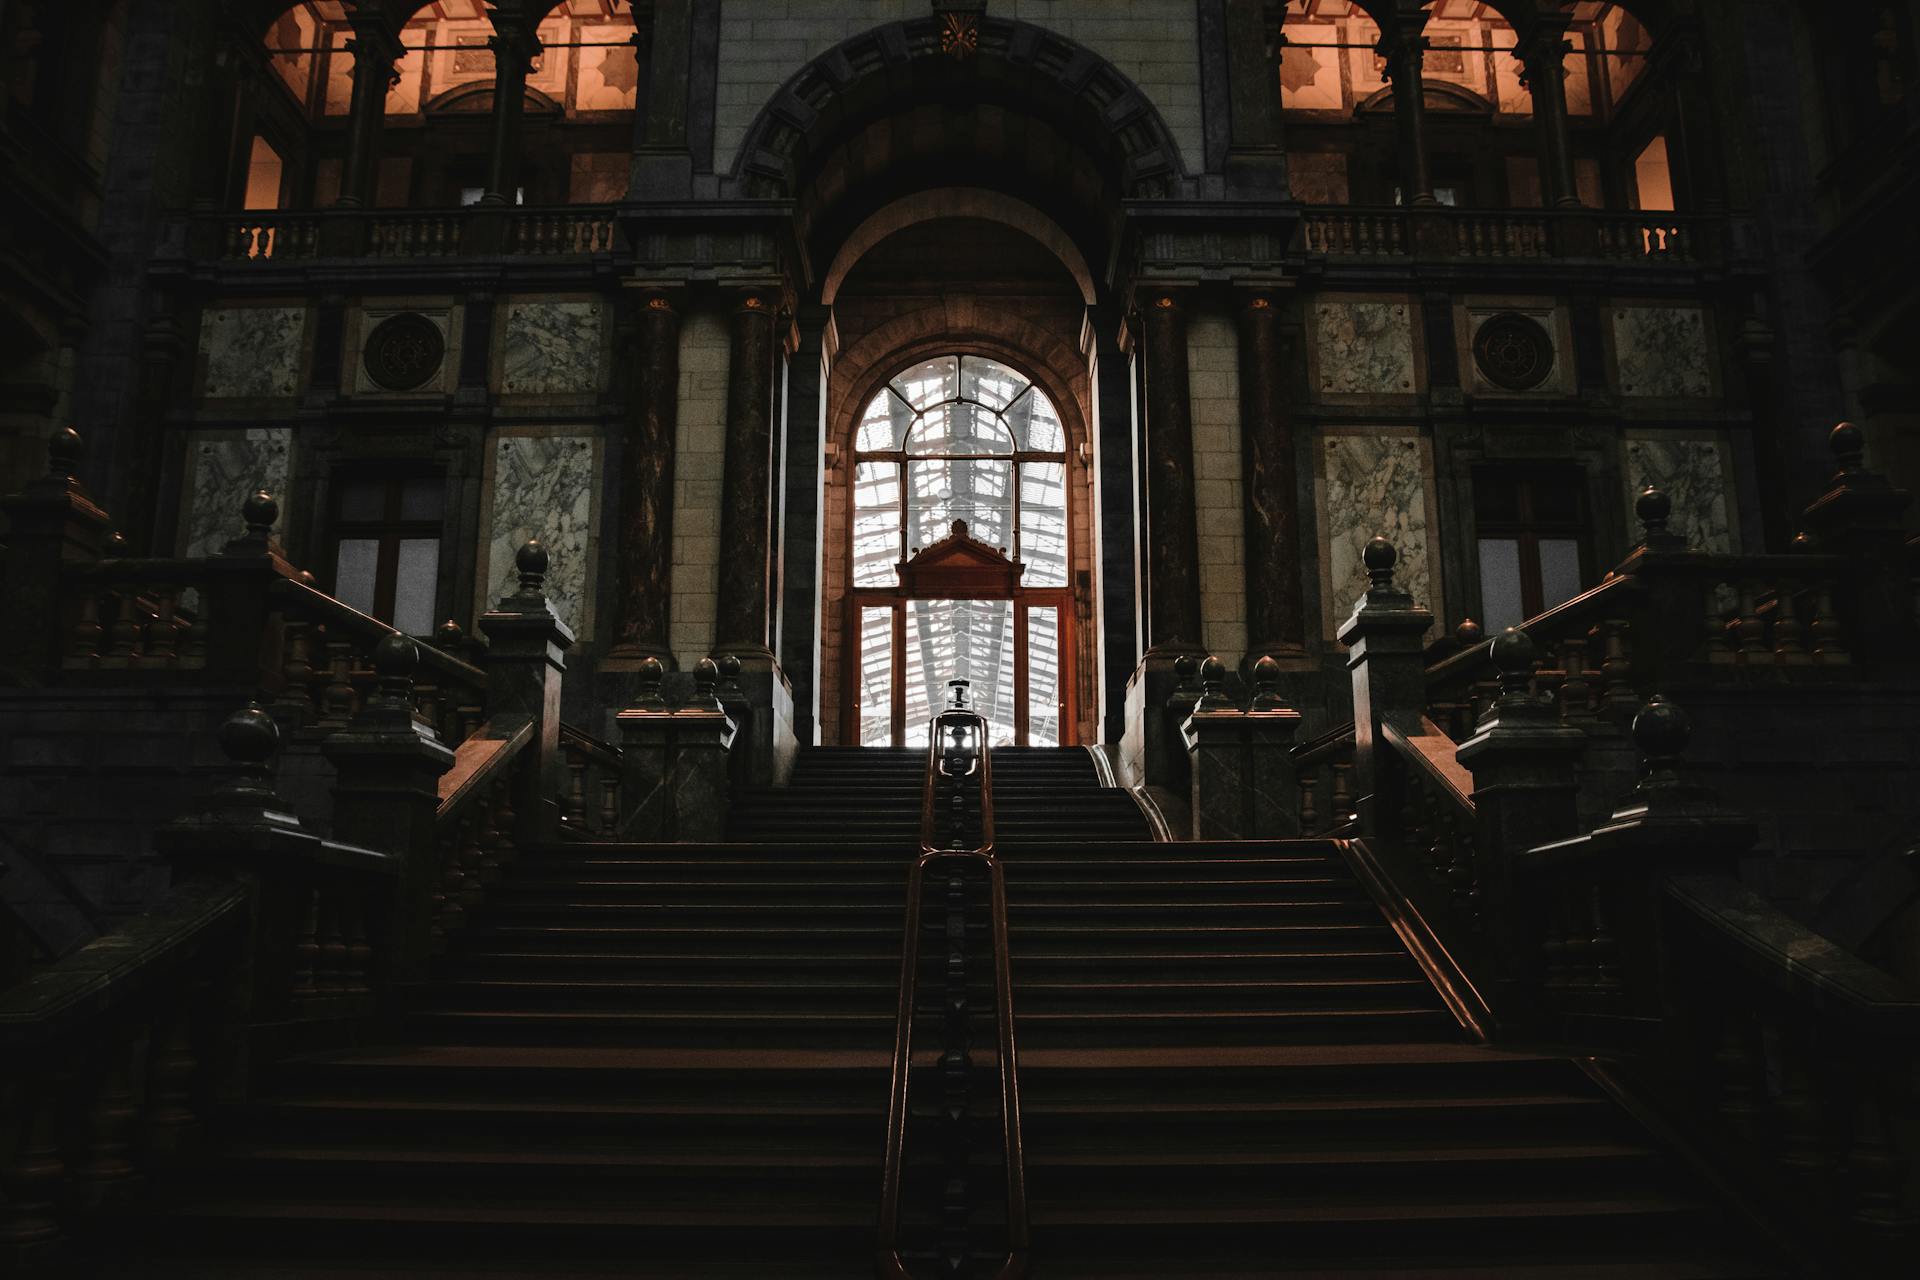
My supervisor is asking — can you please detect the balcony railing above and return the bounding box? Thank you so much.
[1299,205,1737,264]
[206,205,620,264]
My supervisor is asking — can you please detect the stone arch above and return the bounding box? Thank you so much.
[725,15,1192,208]
[820,189,1097,308]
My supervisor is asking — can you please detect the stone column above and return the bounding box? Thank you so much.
[1135,290,1203,653]
[1376,14,1435,206]
[1236,290,1305,661]
[481,10,541,206]
[1659,30,1726,211]
[336,19,403,208]
[610,290,681,661]
[715,290,779,656]
[1515,17,1581,208]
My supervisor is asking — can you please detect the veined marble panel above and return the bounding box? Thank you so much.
[501,300,603,395]
[485,434,597,635]
[1613,306,1712,398]
[200,306,305,399]
[1320,433,1437,635]
[181,429,293,558]
[1315,300,1416,396]
[1624,436,1734,553]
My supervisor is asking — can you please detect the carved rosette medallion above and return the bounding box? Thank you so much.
[1472,312,1555,391]
[363,313,446,391]
[939,12,980,58]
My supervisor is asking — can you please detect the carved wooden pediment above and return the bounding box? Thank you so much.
[899,519,1026,598]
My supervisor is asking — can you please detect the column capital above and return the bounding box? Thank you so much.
[1511,14,1575,82]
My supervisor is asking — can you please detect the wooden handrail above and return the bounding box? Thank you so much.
[558,720,621,769]
[1382,718,1476,818]
[269,576,486,692]
[1290,720,1356,767]
[438,720,535,821]
[878,713,1027,1280]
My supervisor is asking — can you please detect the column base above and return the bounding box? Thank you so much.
[1119,652,1202,795]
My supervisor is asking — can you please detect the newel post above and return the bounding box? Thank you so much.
[1799,423,1915,669]
[478,539,575,844]
[321,635,454,985]
[1456,629,1585,982]
[1336,536,1433,834]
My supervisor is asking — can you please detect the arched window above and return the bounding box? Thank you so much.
[848,355,1073,747]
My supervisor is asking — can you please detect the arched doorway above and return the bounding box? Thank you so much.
[844,354,1075,747]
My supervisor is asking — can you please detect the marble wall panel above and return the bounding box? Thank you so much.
[1623,436,1735,553]
[1314,299,1417,396]
[180,428,293,559]
[1613,305,1712,398]
[1318,432,1439,637]
[199,306,305,399]
[483,434,598,636]
[501,300,603,395]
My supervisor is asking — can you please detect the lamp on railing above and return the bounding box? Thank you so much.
[938,680,982,781]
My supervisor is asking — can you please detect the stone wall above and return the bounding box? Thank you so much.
[710,0,1203,178]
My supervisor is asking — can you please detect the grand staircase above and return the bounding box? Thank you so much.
[106,746,1782,1278]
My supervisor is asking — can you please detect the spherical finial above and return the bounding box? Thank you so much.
[638,655,663,685]
[298,569,318,588]
[1830,421,1865,475]
[1200,655,1227,688]
[47,426,83,479]
[1254,654,1280,687]
[516,538,548,577]
[1632,693,1692,764]
[373,632,418,679]
[1635,485,1672,537]
[636,655,666,709]
[243,489,278,538]
[716,653,742,691]
[435,619,465,649]
[1489,627,1535,675]
[693,656,719,697]
[1174,653,1198,691]
[1363,536,1397,591]
[218,703,281,766]
[1455,617,1484,646]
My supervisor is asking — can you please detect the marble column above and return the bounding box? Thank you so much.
[610,291,680,660]
[1135,291,1203,653]
[1376,17,1435,206]
[715,290,779,655]
[336,20,403,208]
[1237,291,1305,660]
[481,13,541,205]
[1516,18,1582,209]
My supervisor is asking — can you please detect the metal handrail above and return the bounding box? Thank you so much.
[877,708,1028,1280]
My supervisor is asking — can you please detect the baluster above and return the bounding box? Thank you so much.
[342,898,372,996]
[1846,1083,1908,1239]
[1330,761,1355,826]
[1775,1043,1837,1186]
[183,604,210,665]
[1448,812,1479,928]
[474,784,506,885]
[430,829,454,952]
[74,1042,140,1211]
[102,591,142,667]
[1772,585,1811,666]
[1809,587,1849,664]
[438,818,474,939]
[1297,768,1320,833]
[0,1077,67,1251]
[69,590,104,664]
[318,639,356,729]
[145,1002,203,1159]
[1596,620,1636,715]
[318,892,350,993]
[292,891,320,997]
[1588,885,1620,999]
[564,750,588,828]
[1730,583,1767,665]
[273,621,317,725]
[145,588,182,666]
[600,776,619,836]
[1557,637,1594,724]
[1712,1009,1767,1143]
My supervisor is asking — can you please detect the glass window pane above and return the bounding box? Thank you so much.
[1019,462,1069,587]
[859,606,894,747]
[852,462,901,587]
[958,355,1029,412]
[1026,606,1062,748]
[856,388,916,452]
[905,402,1013,456]
[909,458,1012,555]
[1538,538,1584,611]
[890,356,958,411]
[334,538,380,616]
[400,476,444,521]
[392,539,440,634]
[337,478,385,523]
[904,599,1015,749]
[1009,387,1066,453]
[1477,538,1524,634]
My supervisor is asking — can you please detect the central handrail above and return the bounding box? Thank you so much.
[877,707,1027,1279]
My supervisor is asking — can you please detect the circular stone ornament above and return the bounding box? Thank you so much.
[363,313,446,391]
[1472,312,1555,391]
